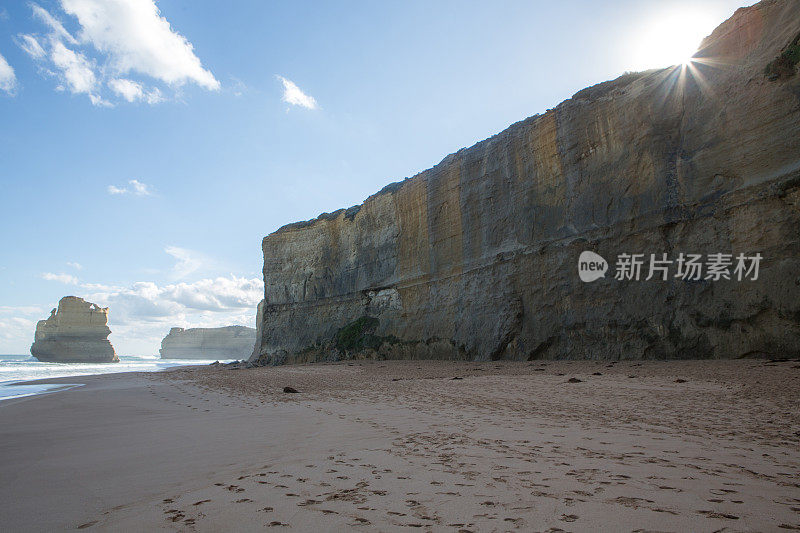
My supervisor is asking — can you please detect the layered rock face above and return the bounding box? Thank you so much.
[31,296,118,363]
[252,0,800,365]
[160,326,256,360]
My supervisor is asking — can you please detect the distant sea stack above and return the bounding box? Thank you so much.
[30,296,118,363]
[159,326,256,360]
[251,0,800,365]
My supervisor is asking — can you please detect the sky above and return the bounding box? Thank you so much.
[0,0,754,355]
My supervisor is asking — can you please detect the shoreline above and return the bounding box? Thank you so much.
[0,356,230,402]
[0,359,798,531]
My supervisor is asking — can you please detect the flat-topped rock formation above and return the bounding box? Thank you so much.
[159,326,256,360]
[252,0,800,365]
[30,296,118,363]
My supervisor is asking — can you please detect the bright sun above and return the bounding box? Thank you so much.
[631,10,720,70]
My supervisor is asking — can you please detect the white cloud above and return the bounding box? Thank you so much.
[0,52,17,95]
[61,0,219,89]
[129,179,151,195]
[23,1,217,106]
[1,272,262,355]
[0,276,261,355]
[0,307,45,352]
[108,77,163,103]
[66,261,83,270]
[164,246,207,279]
[277,75,318,109]
[31,3,78,45]
[88,93,113,107]
[50,39,96,94]
[41,272,80,284]
[107,179,153,196]
[19,34,47,60]
[161,276,263,311]
[0,317,37,346]
[86,275,262,318]
[82,275,262,355]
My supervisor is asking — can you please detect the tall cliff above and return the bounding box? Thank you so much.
[252,0,800,365]
[160,326,256,360]
[31,296,118,363]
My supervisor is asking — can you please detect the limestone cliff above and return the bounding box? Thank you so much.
[252,0,800,365]
[160,326,256,360]
[31,296,118,363]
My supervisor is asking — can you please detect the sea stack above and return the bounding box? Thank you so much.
[159,326,256,360]
[251,0,800,365]
[30,296,118,363]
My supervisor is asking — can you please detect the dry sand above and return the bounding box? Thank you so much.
[0,359,798,532]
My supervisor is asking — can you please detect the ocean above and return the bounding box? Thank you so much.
[0,354,228,401]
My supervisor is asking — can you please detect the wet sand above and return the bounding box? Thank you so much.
[0,359,798,531]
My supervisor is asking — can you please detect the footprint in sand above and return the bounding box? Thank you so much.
[560,514,579,522]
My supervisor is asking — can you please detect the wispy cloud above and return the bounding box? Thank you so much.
[0,305,44,316]
[0,307,44,351]
[66,261,83,270]
[0,52,17,95]
[108,78,163,103]
[21,1,218,106]
[41,272,79,284]
[18,34,46,59]
[164,246,207,279]
[62,0,219,89]
[277,75,318,110]
[50,39,97,94]
[31,3,78,45]
[107,179,153,196]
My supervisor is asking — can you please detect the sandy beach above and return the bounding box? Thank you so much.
[1,359,798,532]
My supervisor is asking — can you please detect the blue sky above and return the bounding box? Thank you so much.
[0,0,751,354]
